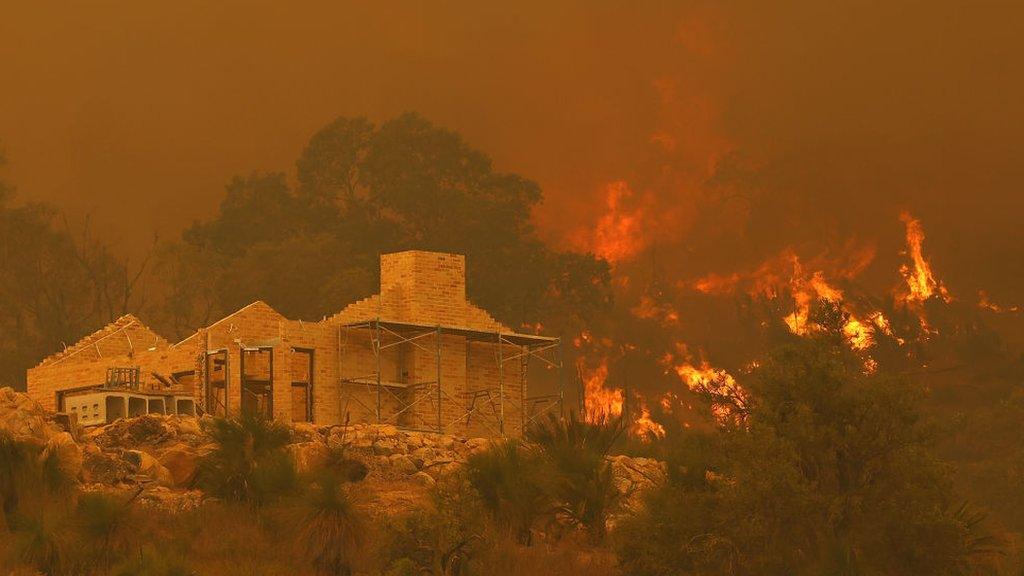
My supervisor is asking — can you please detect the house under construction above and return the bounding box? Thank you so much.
[26,251,563,437]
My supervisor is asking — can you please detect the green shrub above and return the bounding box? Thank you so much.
[292,469,366,576]
[526,413,626,542]
[465,441,548,545]
[196,415,297,506]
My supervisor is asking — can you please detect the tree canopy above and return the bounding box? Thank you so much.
[617,332,1001,575]
[161,113,610,337]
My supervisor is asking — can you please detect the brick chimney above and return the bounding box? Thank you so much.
[380,251,466,326]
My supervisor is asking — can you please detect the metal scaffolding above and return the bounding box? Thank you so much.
[337,318,563,437]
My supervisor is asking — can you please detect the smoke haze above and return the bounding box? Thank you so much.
[1,1,1023,298]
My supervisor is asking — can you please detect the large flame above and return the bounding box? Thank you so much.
[579,358,623,421]
[899,211,951,305]
[579,358,668,442]
[589,181,648,265]
[667,345,745,423]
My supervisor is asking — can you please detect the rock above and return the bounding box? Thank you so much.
[81,445,132,484]
[375,424,399,438]
[158,445,202,487]
[411,471,436,488]
[372,439,398,456]
[0,387,62,443]
[124,449,173,487]
[41,431,83,482]
[409,446,436,468]
[290,422,319,443]
[167,415,203,439]
[388,454,418,476]
[609,455,667,511]
[404,432,426,449]
[137,486,204,512]
[463,438,491,456]
[126,415,172,444]
[288,441,329,474]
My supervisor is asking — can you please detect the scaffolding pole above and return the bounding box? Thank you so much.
[436,326,442,434]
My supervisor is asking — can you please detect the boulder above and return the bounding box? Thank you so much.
[411,471,436,488]
[290,422,319,443]
[158,445,202,487]
[388,454,418,476]
[609,455,667,511]
[124,449,174,487]
[41,431,83,482]
[288,441,330,474]
[0,387,62,443]
[81,445,132,485]
[409,446,436,469]
[137,486,204,512]
[372,439,398,456]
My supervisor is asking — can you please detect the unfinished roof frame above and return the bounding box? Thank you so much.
[337,318,564,436]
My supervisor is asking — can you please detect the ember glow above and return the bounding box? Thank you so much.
[979,291,1021,314]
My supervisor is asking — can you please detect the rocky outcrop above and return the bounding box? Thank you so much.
[0,387,665,516]
[0,387,65,444]
[609,455,667,513]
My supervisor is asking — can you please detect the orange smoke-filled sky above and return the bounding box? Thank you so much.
[1,1,1022,297]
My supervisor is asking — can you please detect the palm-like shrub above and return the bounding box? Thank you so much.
[525,413,626,542]
[0,431,31,526]
[196,415,296,506]
[8,502,74,576]
[73,491,138,571]
[293,470,365,576]
[465,440,548,545]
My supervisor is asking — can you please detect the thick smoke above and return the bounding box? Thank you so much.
[1,1,1022,309]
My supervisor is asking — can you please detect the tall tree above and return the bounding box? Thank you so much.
[617,329,1001,575]
[159,113,610,337]
[0,149,151,388]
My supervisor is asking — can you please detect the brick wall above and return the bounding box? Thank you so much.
[27,251,549,438]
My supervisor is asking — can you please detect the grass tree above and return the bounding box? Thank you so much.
[293,469,366,576]
[196,414,297,506]
[525,413,626,542]
[465,440,549,545]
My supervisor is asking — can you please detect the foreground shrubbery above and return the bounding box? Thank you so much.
[3,331,1024,575]
[616,333,1016,576]
[0,414,619,576]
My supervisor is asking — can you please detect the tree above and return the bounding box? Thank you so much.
[195,415,297,506]
[616,333,1001,575]
[525,413,626,543]
[157,113,610,339]
[465,440,549,545]
[0,148,153,388]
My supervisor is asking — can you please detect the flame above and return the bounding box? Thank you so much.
[780,260,879,351]
[632,399,666,440]
[979,291,1021,313]
[580,359,623,421]
[667,346,745,423]
[783,265,844,335]
[631,295,680,325]
[843,316,874,350]
[899,212,951,305]
[589,181,648,265]
[692,271,742,295]
[579,358,666,442]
